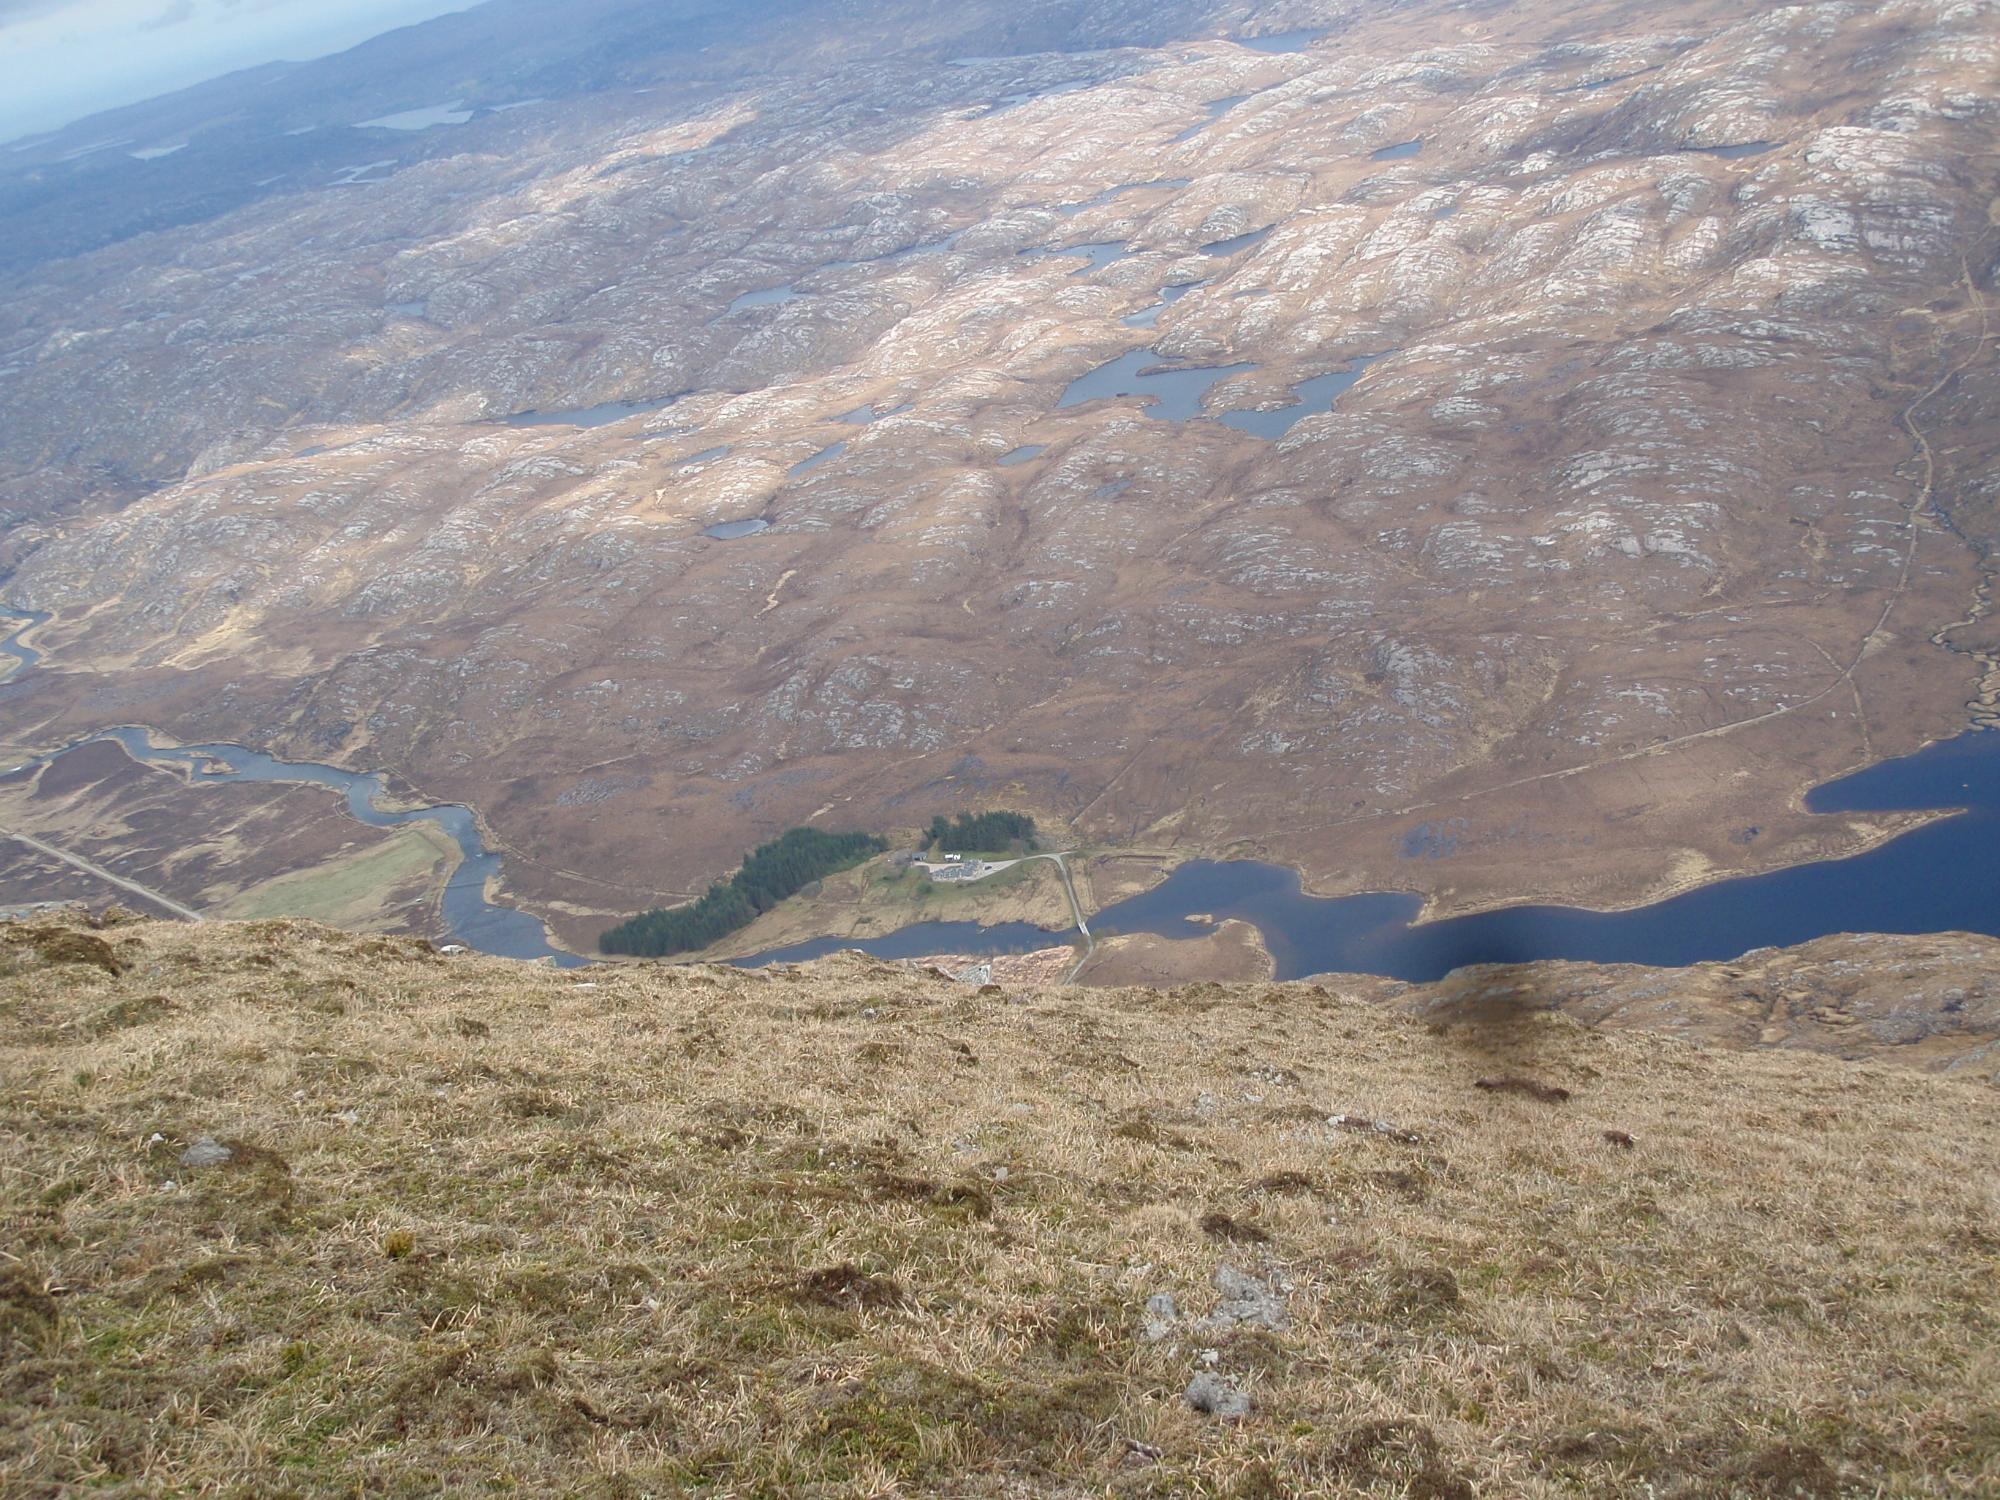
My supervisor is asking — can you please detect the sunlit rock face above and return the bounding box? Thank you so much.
[1,0,1995,942]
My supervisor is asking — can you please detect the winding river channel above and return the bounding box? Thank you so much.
[7,609,1998,981]
[0,611,579,965]
[0,608,50,681]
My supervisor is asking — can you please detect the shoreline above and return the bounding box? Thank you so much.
[6,596,1991,972]
[8,715,1988,974]
[704,727,1995,974]
[1398,807,1955,927]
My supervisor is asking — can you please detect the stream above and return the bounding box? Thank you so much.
[0,612,579,964]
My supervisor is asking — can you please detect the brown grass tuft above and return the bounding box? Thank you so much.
[1199,1210,1271,1244]
[1473,1074,1572,1103]
[786,1264,907,1309]
[2,924,123,976]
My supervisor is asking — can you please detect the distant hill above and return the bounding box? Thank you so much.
[0,0,1247,275]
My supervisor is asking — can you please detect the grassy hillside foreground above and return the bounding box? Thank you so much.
[2,914,1997,1497]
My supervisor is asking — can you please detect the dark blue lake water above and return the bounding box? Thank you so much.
[825,230,964,272]
[1236,30,1322,53]
[1123,280,1203,329]
[500,396,676,429]
[1172,96,1250,144]
[838,402,911,424]
[789,441,846,478]
[1201,225,1272,257]
[1057,178,1190,214]
[1218,353,1390,439]
[736,731,2000,980]
[1058,350,1254,421]
[702,517,770,539]
[1061,345,1384,433]
[728,285,800,313]
[1049,241,1134,273]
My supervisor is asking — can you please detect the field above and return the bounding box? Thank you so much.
[0,738,453,935]
[702,855,1077,959]
[2,913,1996,1496]
[216,823,457,931]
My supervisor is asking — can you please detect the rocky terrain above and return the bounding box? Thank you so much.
[3,911,1998,1495]
[1029,921,2000,1078]
[0,0,1996,949]
[1400,930,2000,1079]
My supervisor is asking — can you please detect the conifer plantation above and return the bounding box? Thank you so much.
[600,828,886,956]
[925,811,1037,854]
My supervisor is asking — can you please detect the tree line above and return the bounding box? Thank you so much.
[925,810,1037,853]
[599,826,887,957]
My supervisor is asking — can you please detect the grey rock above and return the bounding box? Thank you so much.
[1185,1371,1251,1420]
[179,1135,233,1169]
[1141,1291,1180,1341]
[1193,1263,1289,1334]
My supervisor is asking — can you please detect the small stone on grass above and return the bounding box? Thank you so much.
[179,1136,234,1169]
[1186,1371,1251,1419]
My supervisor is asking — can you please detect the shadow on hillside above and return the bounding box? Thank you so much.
[1409,955,1576,1097]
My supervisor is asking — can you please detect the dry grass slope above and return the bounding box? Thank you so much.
[2,913,1997,1497]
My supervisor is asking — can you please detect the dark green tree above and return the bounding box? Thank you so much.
[925,810,1037,854]
[600,826,887,957]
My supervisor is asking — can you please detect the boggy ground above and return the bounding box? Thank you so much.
[3,912,1996,1497]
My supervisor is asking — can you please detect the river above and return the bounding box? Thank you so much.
[0,609,579,964]
[0,608,50,685]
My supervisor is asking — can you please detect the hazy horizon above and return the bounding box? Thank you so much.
[0,0,486,145]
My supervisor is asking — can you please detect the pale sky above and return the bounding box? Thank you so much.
[0,0,486,144]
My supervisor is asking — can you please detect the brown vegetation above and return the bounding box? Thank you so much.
[2,913,1996,1495]
[3,1,1996,951]
[1081,919,1276,987]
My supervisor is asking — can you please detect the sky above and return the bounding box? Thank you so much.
[0,0,485,144]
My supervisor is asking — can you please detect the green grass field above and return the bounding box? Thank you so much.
[218,826,452,931]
